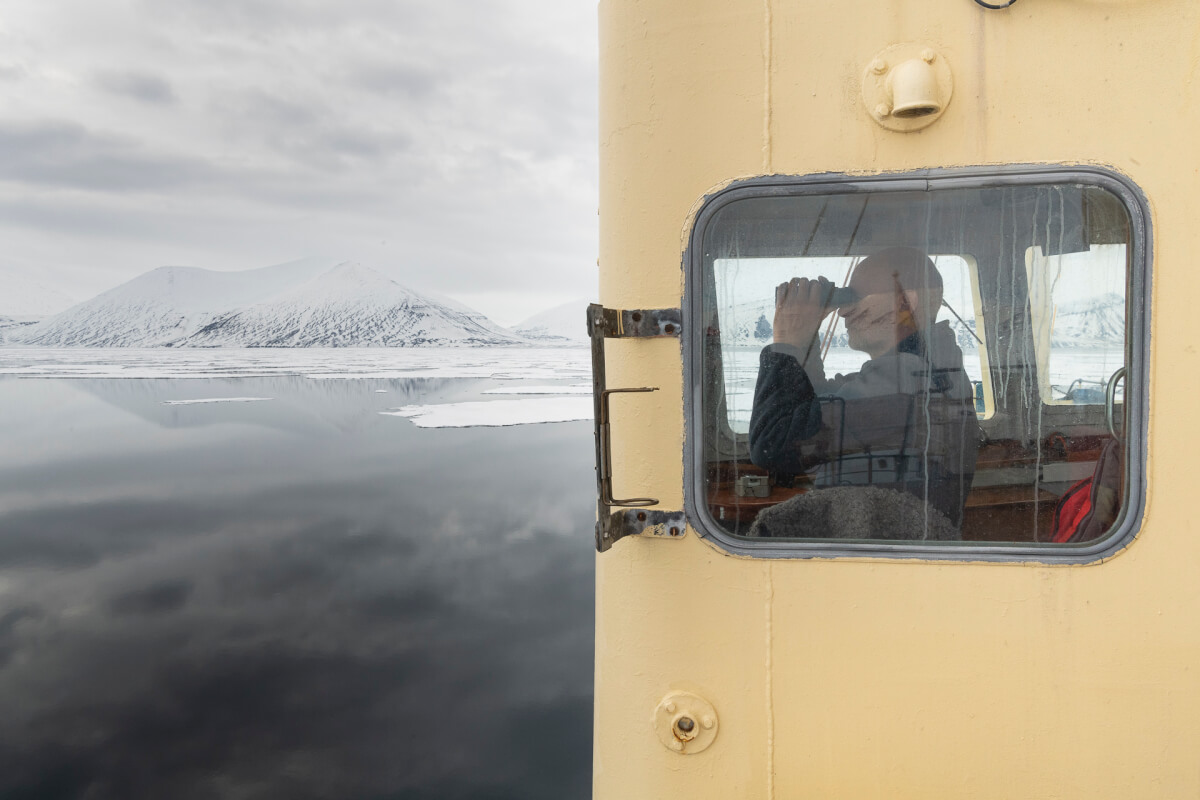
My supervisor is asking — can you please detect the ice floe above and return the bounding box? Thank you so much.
[0,347,590,381]
[381,397,593,428]
[481,384,591,395]
[162,397,274,405]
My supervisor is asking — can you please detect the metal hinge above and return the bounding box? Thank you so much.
[587,303,685,552]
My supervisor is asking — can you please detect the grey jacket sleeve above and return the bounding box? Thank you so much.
[748,345,825,473]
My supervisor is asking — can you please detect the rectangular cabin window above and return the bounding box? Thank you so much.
[713,254,992,434]
[690,172,1145,555]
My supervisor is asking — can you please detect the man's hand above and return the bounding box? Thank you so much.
[772,277,835,350]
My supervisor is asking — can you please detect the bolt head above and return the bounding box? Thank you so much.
[921,49,936,64]
[702,716,715,730]
[673,715,698,742]
[875,103,891,118]
[664,702,676,713]
[871,58,887,74]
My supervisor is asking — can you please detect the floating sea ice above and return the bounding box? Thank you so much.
[481,384,591,395]
[0,346,592,381]
[382,397,593,428]
[162,397,274,405]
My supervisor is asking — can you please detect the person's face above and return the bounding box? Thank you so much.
[838,264,918,358]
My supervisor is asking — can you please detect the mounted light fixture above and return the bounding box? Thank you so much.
[862,43,954,132]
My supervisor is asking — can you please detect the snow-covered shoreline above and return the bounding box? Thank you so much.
[0,347,595,428]
[0,346,590,380]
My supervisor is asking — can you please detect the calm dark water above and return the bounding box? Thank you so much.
[0,375,595,800]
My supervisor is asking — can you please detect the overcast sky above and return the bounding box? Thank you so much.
[0,1,598,325]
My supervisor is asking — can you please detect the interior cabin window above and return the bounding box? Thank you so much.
[1026,244,1127,406]
[694,176,1142,550]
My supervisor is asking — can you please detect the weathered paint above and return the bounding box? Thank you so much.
[595,0,1197,797]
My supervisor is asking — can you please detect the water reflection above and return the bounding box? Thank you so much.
[80,375,470,434]
[0,376,595,799]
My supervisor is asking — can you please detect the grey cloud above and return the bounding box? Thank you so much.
[138,0,486,39]
[317,127,412,162]
[0,120,214,192]
[349,62,439,98]
[95,70,177,105]
[270,123,414,170]
[213,89,414,169]
[0,171,390,247]
[229,91,321,130]
[8,153,207,192]
[0,153,592,298]
[0,0,599,302]
[0,606,41,669]
[108,580,194,616]
[0,63,28,81]
[0,118,407,208]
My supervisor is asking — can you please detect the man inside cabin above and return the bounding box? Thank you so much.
[748,246,979,538]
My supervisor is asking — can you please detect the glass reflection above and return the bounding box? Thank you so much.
[0,375,594,799]
[700,181,1133,546]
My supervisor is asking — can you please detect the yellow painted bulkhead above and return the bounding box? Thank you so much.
[596,1,1200,797]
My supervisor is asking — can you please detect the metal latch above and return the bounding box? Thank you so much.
[587,303,684,552]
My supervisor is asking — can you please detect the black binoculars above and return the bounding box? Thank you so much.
[824,285,859,307]
[777,277,859,308]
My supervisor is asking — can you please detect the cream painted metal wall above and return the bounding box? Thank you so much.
[596,0,1198,797]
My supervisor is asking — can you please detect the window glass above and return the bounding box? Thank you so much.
[696,179,1137,548]
[1026,244,1127,405]
[714,255,991,433]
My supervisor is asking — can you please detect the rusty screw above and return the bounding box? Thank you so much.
[674,716,698,742]
[631,312,642,322]
[637,511,647,522]
[664,323,675,333]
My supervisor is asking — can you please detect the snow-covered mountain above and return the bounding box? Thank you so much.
[14,259,530,348]
[1050,293,1124,348]
[0,269,77,320]
[18,258,336,347]
[185,263,526,347]
[0,316,39,345]
[511,300,589,345]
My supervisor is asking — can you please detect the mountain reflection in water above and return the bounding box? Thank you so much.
[0,376,595,800]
